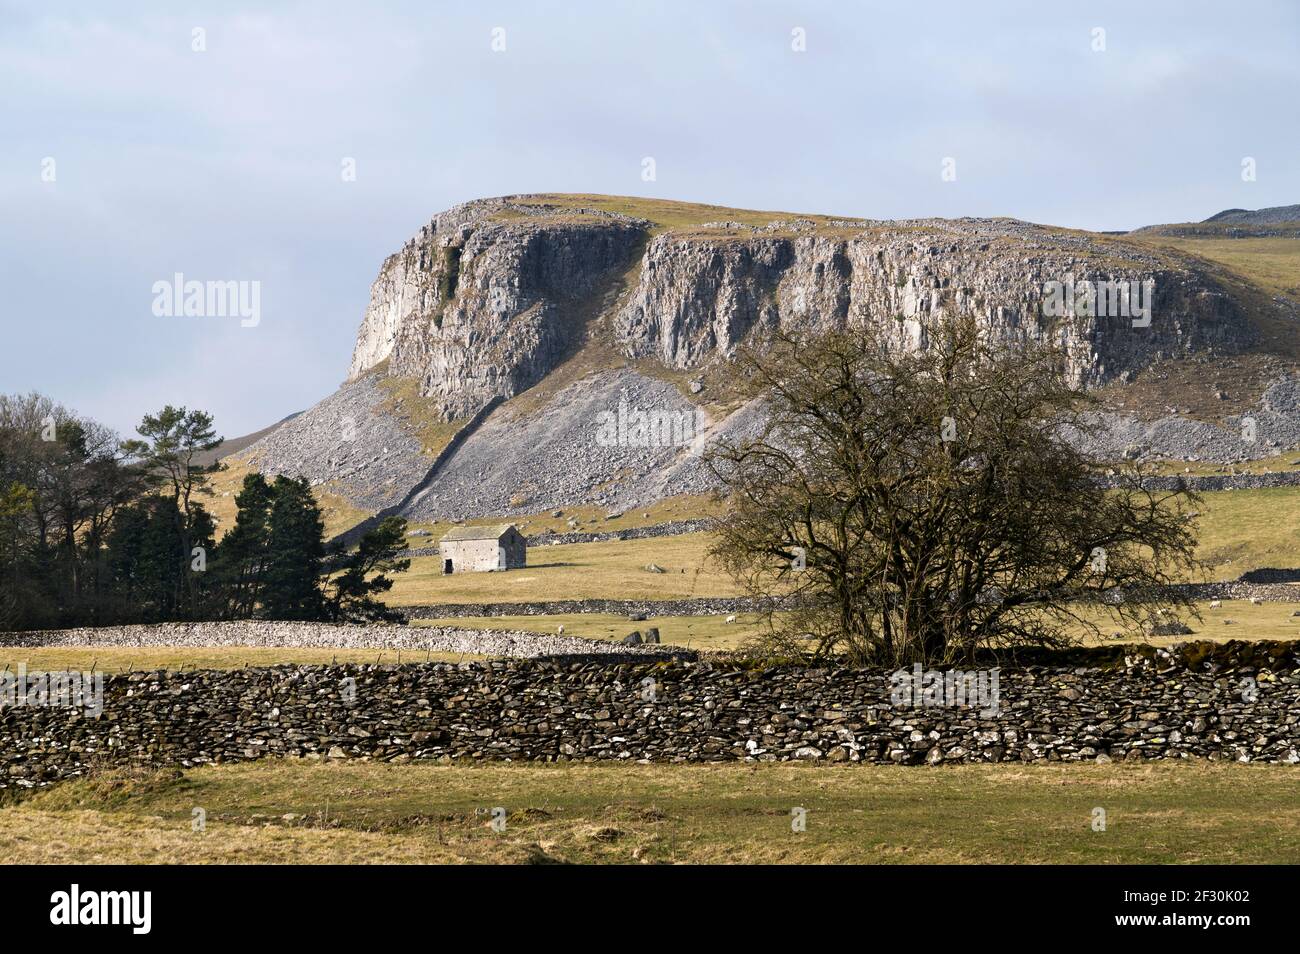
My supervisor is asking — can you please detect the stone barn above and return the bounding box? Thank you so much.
[439,524,527,574]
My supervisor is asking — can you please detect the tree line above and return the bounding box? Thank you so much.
[0,394,408,632]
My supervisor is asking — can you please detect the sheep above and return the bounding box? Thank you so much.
[1250,596,1263,606]
[557,624,565,635]
[725,614,737,624]
[1209,599,1222,609]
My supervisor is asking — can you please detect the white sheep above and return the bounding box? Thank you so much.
[1250,596,1263,606]
[557,624,565,635]
[725,614,737,624]
[1209,599,1222,609]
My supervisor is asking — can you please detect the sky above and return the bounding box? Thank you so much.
[2,0,1298,438]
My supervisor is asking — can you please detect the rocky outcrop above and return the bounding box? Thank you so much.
[350,198,1253,424]
[1204,205,1300,226]
[615,218,1248,389]
[1077,374,1300,465]
[242,197,1270,521]
[4,644,1299,787]
[349,198,647,418]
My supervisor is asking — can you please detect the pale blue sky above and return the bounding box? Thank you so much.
[2,0,1297,437]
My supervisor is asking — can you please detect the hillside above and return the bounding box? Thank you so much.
[1134,203,1300,239]
[233,194,1300,531]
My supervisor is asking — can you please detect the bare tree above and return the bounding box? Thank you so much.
[705,317,1202,665]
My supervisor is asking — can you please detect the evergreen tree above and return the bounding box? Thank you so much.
[259,476,326,620]
[325,516,411,622]
[211,473,274,619]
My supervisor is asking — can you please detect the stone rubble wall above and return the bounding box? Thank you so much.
[1095,468,1300,491]
[399,596,784,619]
[3,647,1298,788]
[0,621,685,660]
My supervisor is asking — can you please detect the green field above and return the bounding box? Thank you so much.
[2,760,1295,864]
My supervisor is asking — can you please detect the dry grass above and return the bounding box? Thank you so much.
[1061,599,1300,645]
[501,193,852,236]
[386,533,742,606]
[2,760,1296,864]
[415,602,1298,653]
[1193,486,1300,580]
[1142,449,1300,476]
[1138,236,1300,300]
[387,482,1300,605]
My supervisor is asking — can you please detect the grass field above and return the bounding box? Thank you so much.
[1138,236,1300,300]
[1061,599,1300,644]
[1145,448,1300,476]
[2,760,1295,864]
[1194,486,1300,579]
[384,485,1300,611]
[385,533,744,606]
[410,600,1299,655]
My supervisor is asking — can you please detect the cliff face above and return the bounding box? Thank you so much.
[615,220,1245,389]
[349,198,646,418]
[350,196,1253,419]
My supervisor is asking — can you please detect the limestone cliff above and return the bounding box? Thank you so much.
[350,195,1253,419]
[349,198,646,418]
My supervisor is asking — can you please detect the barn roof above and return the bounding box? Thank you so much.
[439,523,520,543]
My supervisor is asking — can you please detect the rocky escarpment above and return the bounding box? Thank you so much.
[3,645,1299,787]
[351,197,1253,423]
[349,198,646,419]
[243,196,1273,522]
[615,218,1247,390]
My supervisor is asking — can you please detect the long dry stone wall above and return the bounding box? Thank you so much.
[0,621,684,660]
[399,596,784,619]
[3,644,1297,788]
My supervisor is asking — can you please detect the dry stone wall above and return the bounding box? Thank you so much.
[3,645,1298,788]
[0,621,685,660]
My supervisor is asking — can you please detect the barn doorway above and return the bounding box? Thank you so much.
[443,559,453,575]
